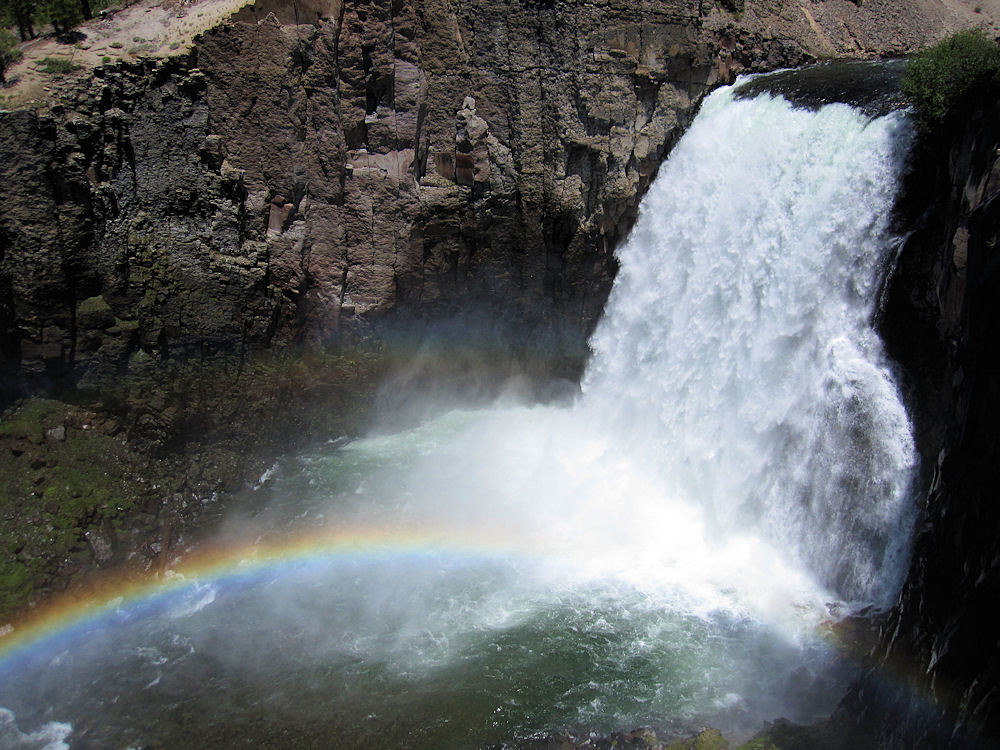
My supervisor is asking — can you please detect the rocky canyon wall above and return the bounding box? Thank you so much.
[0,0,814,618]
[0,0,714,404]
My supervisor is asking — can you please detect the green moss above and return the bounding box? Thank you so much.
[0,344,388,620]
[76,294,112,316]
[666,729,730,750]
[693,729,729,750]
[903,29,1000,131]
[0,557,38,615]
[0,400,147,620]
[77,295,116,331]
[0,399,71,441]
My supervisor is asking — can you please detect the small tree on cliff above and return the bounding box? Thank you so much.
[43,0,82,38]
[3,0,92,42]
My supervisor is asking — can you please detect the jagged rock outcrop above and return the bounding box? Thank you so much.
[3,0,718,401]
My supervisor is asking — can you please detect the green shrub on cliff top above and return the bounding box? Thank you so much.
[903,29,1000,131]
[39,55,79,75]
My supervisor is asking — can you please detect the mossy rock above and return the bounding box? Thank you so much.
[667,729,730,750]
[0,399,74,442]
[0,399,150,620]
[0,557,39,615]
[0,344,390,620]
[693,729,729,750]
[76,295,115,330]
[736,739,780,750]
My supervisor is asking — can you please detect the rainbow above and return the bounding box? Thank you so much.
[0,523,534,671]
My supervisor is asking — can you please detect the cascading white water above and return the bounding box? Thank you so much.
[0,80,921,748]
[581,85,917,606]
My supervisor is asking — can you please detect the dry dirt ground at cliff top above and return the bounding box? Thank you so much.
[4,0,999,110]
[715,0,999,59]
[1,0,254,107]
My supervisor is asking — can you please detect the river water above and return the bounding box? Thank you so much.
[0,78,917,749]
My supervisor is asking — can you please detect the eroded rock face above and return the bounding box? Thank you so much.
[0,0,980,406]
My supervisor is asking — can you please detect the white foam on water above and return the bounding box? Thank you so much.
[167,82,918,731]
[0,708,71,750]
[298,83,919,661]
[167,583,217,620]
[236,84,920,672]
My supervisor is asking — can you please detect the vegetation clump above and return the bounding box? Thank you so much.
[1,0,96,41]
[0,400,146,616]
[38,54,78,74]
[0,343,390,620]
[903,29,1000,131]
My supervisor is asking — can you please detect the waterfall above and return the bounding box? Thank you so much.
[581,84,916,606]
[0,78,922,747]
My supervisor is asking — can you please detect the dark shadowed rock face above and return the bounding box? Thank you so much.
[831,95,1000,750]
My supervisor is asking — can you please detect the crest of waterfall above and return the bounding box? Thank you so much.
[581,85,917,606]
